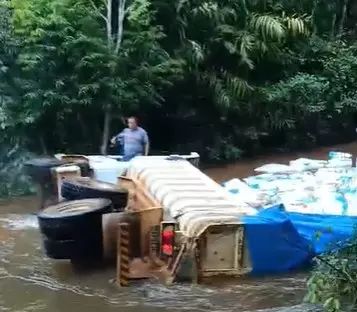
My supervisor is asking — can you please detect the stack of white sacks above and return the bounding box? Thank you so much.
[222,151,357,216]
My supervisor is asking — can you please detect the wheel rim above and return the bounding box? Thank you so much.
[72,178,125,192]
[57,202,100,213]
[50,198,111,213]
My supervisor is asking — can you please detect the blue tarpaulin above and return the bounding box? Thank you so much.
[241,204,357,274]
[286,210,357,255]
[242,204,313,274]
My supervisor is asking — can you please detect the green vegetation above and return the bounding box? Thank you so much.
[1,0,357,193]
[306,239,357,312]
[2,0,357,160]
[1,0,357,306]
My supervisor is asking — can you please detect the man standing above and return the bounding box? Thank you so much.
[111,116,150,161]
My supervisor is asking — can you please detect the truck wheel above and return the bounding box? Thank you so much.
[61,178,128,211]
[41,236,104,261]
[42,237,77,260]
[24,157,66,183]
[37,198,113,240]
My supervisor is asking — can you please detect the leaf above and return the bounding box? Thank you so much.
[249,14,285,42]
[285,16,309,36]
[323,297,334,308]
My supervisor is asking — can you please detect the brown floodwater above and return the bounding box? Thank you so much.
[3,142,356,312]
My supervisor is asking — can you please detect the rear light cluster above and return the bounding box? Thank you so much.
[160,222,176,256]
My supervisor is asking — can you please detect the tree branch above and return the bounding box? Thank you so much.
[106,0,113,49]
[114,0,126,54]
[89,0,108,22]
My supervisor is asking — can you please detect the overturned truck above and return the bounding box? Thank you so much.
[33,154,256,285]
[115,156,255,285]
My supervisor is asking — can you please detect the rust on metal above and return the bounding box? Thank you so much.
[194,239,201,283]
[237,226,245,268]
[117,222,130,287]
[149,225,160,259]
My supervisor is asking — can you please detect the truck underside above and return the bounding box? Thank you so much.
[30,153,255,286]
[114,156,254,286]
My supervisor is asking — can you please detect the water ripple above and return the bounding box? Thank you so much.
[0,212,308,312]
[0,214,38,230]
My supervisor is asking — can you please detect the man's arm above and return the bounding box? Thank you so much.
[143,130,150,156]
[111,130,124,145]
[144,142,150,156]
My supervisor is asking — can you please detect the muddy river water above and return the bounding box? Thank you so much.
[3,143,356,312]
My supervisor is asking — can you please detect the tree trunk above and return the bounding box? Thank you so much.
[100,107,111,155]
[77,112,89,144]
[99,0,125,156]
[40,135,48,155]
[338,0,349,37]
[311,0,318,34]
[331,13,337,38]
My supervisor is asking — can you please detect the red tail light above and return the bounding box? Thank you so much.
[162,244,173,255]
[160,223,175,256]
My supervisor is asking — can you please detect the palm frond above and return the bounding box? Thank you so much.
[249,14,286,41]
[191,2,218,20]
[201,72,232,108]
[267,110,295,130]
[284,16,310,36]
[187,39,204,65]
[224,71,253,99]
[239,33,255,69]
[197,70,253,109]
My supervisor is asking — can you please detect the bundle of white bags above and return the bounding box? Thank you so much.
[222,151,357,215]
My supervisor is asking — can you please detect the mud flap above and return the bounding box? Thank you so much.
[166,241,198,284]
[175,247,198,283]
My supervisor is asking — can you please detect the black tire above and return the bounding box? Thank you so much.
[42,237,77,260]
[61,178,128,211]
[37,198,113,240]
[24,157,66,183]
[42,237,103,260]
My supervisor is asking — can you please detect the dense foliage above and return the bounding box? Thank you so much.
[2,0,357,162]
[1,0,357,193]
[1,0,357,307]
